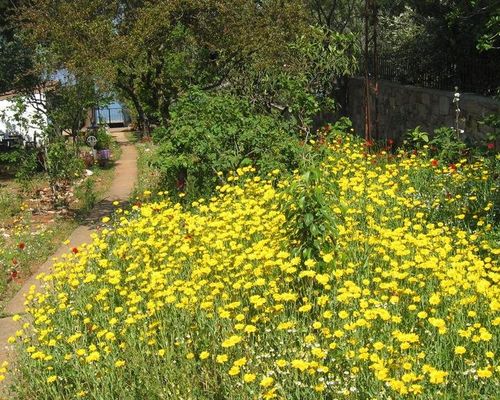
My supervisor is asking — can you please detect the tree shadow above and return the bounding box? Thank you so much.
[76,198,130,229]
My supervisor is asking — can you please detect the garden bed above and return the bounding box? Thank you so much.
[6,131,498,399]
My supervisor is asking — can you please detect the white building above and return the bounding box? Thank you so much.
[0,90,47,147]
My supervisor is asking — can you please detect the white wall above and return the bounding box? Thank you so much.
[0,92,47,145]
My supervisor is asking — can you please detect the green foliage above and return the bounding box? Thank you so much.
[479,113,500,145]
[0,188,22,223]
[233,26,358,134]
[430,127,467,163]
[377,1,500,95]
[74,179,96,214]
[405,126,429,148]
[0,146,44,190]
[46,77,107,138]
[92,126,112,150]
[15,149,41,189]
[405,125,467,163]
[45,138,84,206]
[330,116,353,134]
[282,166,336,263]
[46,139,83,182]
[152,89,302,201]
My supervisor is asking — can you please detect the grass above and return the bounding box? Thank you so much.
[0,188,22,224]
[128,133,161,199]
[73,138,122,218]
[0,135,123,309]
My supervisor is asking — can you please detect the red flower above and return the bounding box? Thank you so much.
[364,139,374,148]
[431,159,439,167]
[18,242,25,250]
[176,177,186,191]
[12,258,17,265]
[449,163,457,172]
[10,269,18,280]
[71,247,78,254]
[387,138,394,146]
[487,142,495,150]
[324,124,331,133]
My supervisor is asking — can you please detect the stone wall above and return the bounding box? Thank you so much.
[347,77,500,143]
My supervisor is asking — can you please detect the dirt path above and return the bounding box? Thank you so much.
[0,129,137,391]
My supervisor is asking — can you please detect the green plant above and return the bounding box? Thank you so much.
[404,125,429,148]
[45,138,84,206]
[479,113,499,149]
[74,178,96,213]
[430,126,467,163]
[93,126,112,150]
[0,189,22,223]
[153,88,302,202]
[282,166,336,263]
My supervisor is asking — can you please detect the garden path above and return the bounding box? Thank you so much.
[0,129,137,391]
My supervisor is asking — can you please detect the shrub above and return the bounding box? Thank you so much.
[74,179,96,214]
[93,126,112,151]
[45,138,84,206]
[152,89,302,201]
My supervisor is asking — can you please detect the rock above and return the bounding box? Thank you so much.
[85,169,94,176]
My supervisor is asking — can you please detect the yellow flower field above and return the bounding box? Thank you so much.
[7,133,499,399]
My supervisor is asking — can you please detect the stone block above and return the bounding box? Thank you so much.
[417,103,427,117]
[421,93,430,105]
[439,96,450,115]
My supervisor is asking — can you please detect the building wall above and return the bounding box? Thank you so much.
[347,77,500,143]
[0,93,47,145]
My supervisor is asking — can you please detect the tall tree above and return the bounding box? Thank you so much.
[17,0,311,131]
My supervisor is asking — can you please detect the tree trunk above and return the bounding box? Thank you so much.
[118,82,146,135]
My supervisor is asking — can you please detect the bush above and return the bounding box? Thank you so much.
[152,89,302,201]
[45,138,84,206]
[91,126,112,151]
[74,179,97,213]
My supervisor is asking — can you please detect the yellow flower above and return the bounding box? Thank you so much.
[243,373,256,383]
[322,253,333,263]
[222,335,242,348]
[275,359,287,368]
[314,383,326,392]
[216,354,228,364]
[291,359,309,371]
[477,368,492,378]
[46,375,57,383]
[298,304,312,313]
[115,360,126,367]
[454,346,466,355]
[233,357,247,367]
[260,376,274,388]
[85,351,100,363]
[199,351,210,360]
[428,369,448,384]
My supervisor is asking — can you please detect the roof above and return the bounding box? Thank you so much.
[0,81,59,101]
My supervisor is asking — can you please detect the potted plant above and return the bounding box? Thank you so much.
[94,126,112,166]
